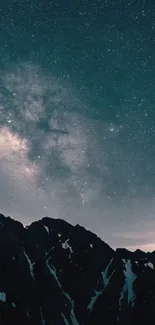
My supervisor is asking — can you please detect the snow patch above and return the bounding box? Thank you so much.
[0,292,6,302]
[102,258,115,289]
[90,243,93,248]
[144,262,154,269]
[23,250,35,280]
[87,258,115,314]
[42,225,49,234]
[46,257,79,325]
[61,313,70,325]
[58,233,61,237]
[62,239,73,254]
[119,259,137,308]
[40,307,46,325]
[87,290,101,312]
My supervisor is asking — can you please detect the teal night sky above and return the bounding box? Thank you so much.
[0,0,155,251]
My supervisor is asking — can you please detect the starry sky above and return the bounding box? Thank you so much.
[0,0,155,251]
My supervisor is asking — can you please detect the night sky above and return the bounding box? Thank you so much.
[0,0,155,251]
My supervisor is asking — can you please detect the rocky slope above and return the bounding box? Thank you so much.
[0,213,154,325]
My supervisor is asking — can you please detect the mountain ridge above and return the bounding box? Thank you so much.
[0,212,154,324]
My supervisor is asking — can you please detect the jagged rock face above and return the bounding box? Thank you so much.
[0,213,155,324]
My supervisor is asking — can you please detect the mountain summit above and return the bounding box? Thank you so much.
[0,213,154,325]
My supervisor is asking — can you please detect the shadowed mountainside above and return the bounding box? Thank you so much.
[0,213,154,325]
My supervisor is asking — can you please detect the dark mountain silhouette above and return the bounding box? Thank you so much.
[0,212,154,325]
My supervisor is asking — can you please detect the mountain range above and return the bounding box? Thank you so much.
[0,212,154,325]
